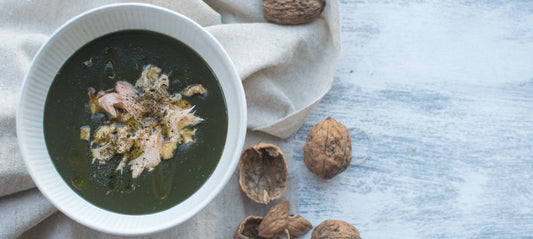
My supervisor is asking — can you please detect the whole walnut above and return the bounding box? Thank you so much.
[311,220,361,239]
[263,0,326,25]
[304,117,351,179]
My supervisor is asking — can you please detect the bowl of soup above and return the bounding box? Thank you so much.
[16,3,246,235]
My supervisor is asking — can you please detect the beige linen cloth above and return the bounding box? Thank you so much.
[0,0,340,238]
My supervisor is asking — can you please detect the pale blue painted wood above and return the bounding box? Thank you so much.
[292,1,533,238]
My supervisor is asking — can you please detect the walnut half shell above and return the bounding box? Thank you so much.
[311,220,361,239]
[234,216,290,239]
[258,198,290,238]
[287,214,313,237]
[304,117,352,179]
[239,142,288,204]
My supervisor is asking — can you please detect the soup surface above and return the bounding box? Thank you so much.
[44,30,227,214]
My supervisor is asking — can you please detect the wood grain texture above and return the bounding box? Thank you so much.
[291,1,533,238]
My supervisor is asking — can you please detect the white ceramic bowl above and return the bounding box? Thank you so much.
[17,3,246,235]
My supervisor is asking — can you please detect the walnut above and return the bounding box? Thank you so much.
[287,214,313,237]
[80,125,90,141]
[258,198,290,238]
[234,216,290,239]
[262,0,326,25]
[182,84,207,96]
[239,142,288,204]
[311,220,361,239]
[303,117,351,179]
[161,141,177,159]
[234,198,315,238]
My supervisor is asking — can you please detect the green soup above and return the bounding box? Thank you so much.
[44,30,228,214]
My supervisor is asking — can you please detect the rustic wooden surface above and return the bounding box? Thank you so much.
[290,1,533,238]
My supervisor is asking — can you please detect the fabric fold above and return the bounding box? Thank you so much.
[0,189,56,239]
[203,0,265,23]
[207,6,340,137]
[0,0,341,237]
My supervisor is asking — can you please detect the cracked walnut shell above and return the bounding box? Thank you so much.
[258,198,290,238]
[234,216,290,239]
[311,220,361,239]
[262,0,326,25]
[287,214,313,237]
[239,142,288,204]
[304,117,351,179]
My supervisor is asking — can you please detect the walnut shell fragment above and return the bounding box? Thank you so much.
[304,117,351,179]
[311,220,361,239]
[234,216,291,239]
[262,0,326,25]
[239,142,288,204]
[258,198,290,238]
[287,214,313,237]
